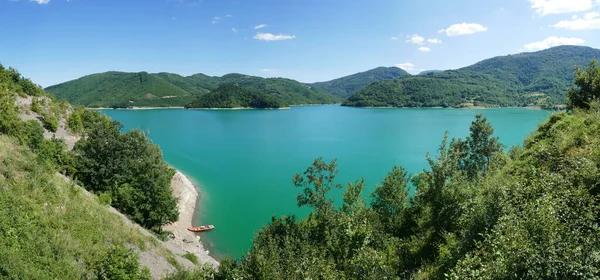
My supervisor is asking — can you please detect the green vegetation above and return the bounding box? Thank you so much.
[45,71,194,108]
[310,66,410,99]
[186,84,288,109]
[344,45,600,108]
[0,135,153,279]
[46,70,339,108]
[73,118,179,232]
[567,59,600,110]
[0,64,189,278]
[169,59,600,279]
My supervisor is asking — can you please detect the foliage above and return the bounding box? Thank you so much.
[181,252,199,265]
[567,59,600,110]
[67,108,84,133]
[92,246,152,280]
[40,113,59,132]
[0,64,44,96]
[216,94,600,278]
[73,119,179,231]
[0,135,158,278]
[310,66,410,99]
[343,46,600,108]
[46,70,339,108]
[186,84,288,109]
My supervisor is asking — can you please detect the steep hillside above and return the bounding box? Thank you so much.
[1,65,216,278]
[45,71,195,108]
[344,46,600,108]
[310,66,410,99]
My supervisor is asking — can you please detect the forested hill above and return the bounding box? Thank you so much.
[310,66,410,99]
[186,84,288,109]
[46,71,339,108]
[343,45,600,108]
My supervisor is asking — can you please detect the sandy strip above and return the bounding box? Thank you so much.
[164,171,219,267]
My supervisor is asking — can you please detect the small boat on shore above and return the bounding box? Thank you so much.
[187,225,215,232]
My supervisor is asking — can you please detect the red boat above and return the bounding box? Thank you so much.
[187,225,215,232]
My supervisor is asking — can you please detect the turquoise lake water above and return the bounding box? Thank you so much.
[102,105,552,259]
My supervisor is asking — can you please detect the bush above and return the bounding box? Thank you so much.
[92,246,151,280]
[181,252,198,265]
[67,110,83,133]
[41,114,58,132]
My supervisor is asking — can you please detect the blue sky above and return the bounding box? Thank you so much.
[1,0,600,87]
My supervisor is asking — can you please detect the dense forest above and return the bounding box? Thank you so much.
[310,67,410,99]
[344,45,600,108]
[46,71,338,108]
[186,84,288,109]
[167,60,600,279]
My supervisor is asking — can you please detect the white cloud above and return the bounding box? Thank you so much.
[232,28,238,33]
[552,11,600,29]
[225,14,233,18]
[524,36,585,51]
[418,47,431,52]
[30,0,50,4]
[260,69,275,72]
[254,24,268,29]
[394,63,415,71]
[253,32,295,41]
[439,23,488,36]
[406,35,425,44]
[391,36,399,41]
[427,38,442,44]
[529,0,594,15]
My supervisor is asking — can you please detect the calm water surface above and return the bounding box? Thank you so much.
[102,105,551,258]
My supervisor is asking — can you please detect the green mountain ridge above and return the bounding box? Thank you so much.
[343,45,600,108]
[46,71,339,108]
[310,66,410,99]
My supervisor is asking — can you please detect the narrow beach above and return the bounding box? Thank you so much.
[164,170,219,267]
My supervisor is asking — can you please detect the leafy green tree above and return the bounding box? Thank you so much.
[456,114,503,179]
[370,166,414,236]
[74,121,179,231]
[567,59,600,110]
[293,157,343,217]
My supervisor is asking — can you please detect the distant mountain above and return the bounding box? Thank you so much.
[45,72,194,108]
[46,71,338,108]
[195,73,339,105]
[310,67,410,99]
[343,46,600,108]
[419,70,443,75]
[186,84,287,109]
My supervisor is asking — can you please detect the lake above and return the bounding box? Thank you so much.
[102,105,552,259]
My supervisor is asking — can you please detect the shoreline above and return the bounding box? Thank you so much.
[187,107,291,110]
[89,106,185,110]
[164,170,219,267]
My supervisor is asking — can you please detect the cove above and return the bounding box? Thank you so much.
[102,105,552,259]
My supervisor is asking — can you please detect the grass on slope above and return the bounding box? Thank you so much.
[0,135,172,278]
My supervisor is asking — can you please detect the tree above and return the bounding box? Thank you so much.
[370,166,413,236]
[567,59,600,110]
[74,121,179,231]
[457,114,503,179]
[293,157,342,217]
